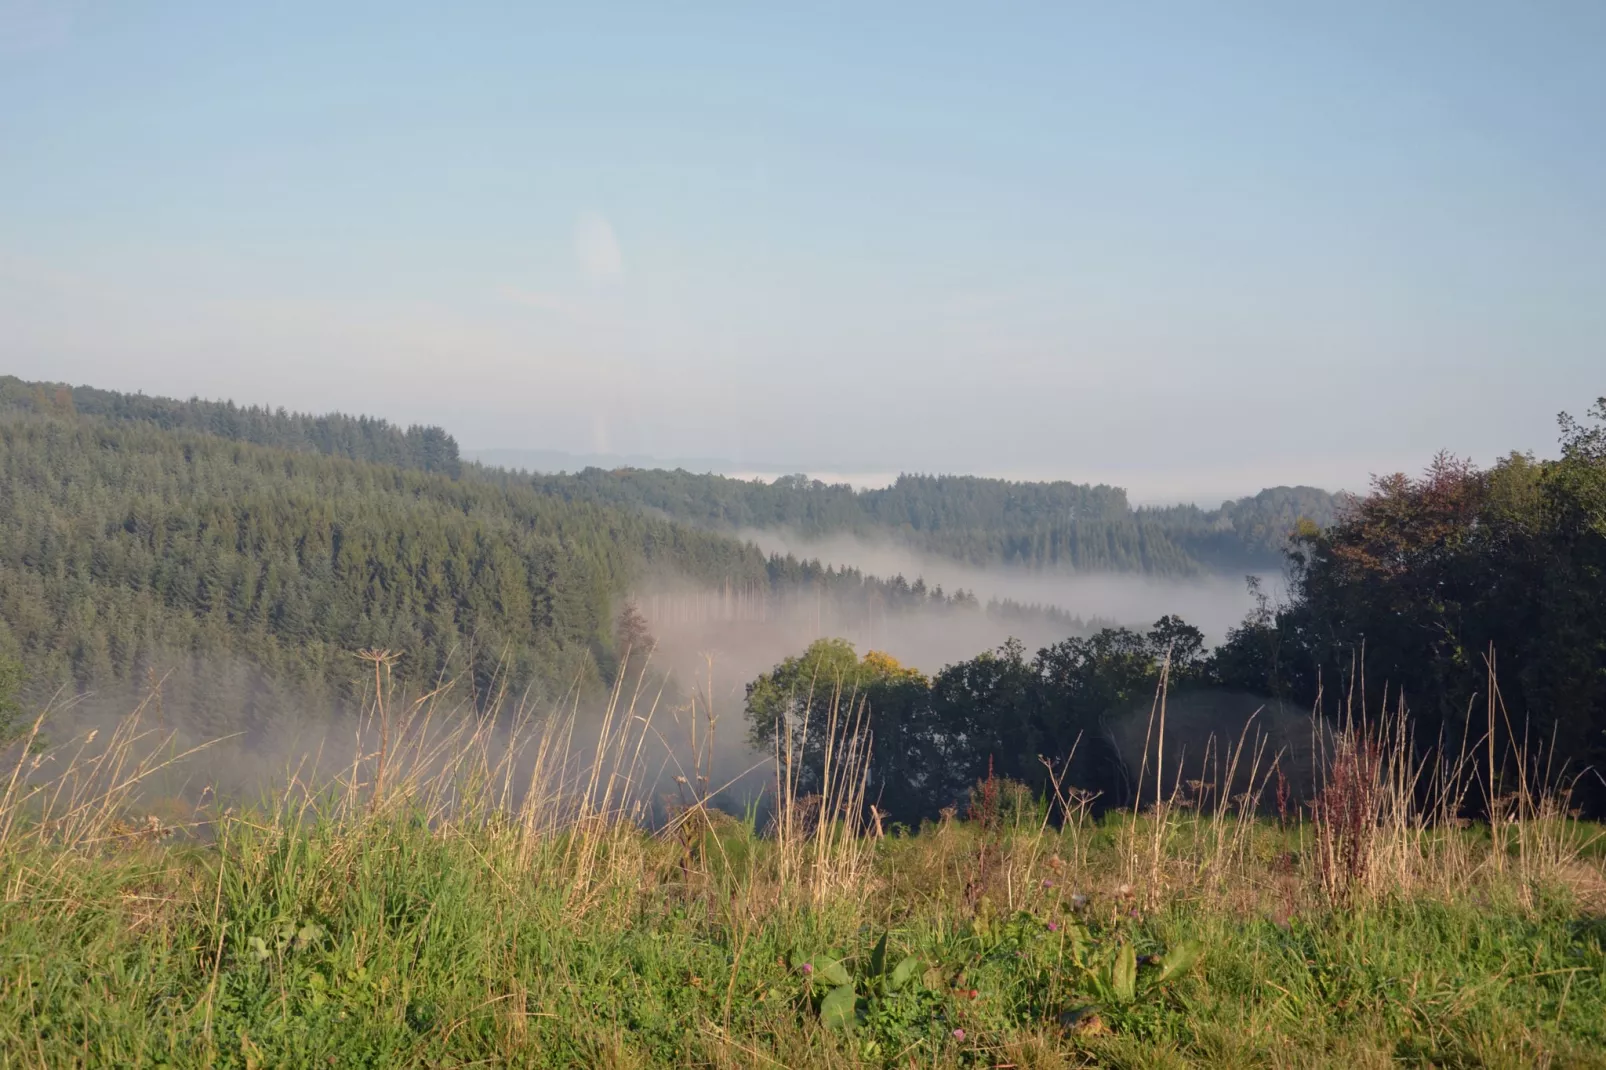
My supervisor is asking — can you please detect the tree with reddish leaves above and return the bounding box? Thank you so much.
[1263,402,1606,813]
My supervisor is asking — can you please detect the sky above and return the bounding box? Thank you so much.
[2,1,1603,503]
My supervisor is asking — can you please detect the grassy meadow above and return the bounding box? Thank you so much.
[1,677,1603,1069]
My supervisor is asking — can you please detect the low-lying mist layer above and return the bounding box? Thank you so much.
[736,528,1269,645]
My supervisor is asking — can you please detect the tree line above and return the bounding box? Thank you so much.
[2,376,463,477]
[522,467,1340,576]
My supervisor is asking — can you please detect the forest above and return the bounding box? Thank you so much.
[4,376,1602,820]
[0,378,1082,744]
[747,398,1606,820]
[5,376,1341,580]
[524,467,1341,575]
[0,376,463,477]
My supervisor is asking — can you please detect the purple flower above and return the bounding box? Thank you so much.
[800,962,813,975]
[1041,878,1054,888]
[952,1028,966,1042]
[1047,921,1060,932]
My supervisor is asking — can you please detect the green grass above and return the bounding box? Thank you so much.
[1,809,1602,1069]
[3,688,1603,1069]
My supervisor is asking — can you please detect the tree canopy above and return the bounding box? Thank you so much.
[744,398,1606,822]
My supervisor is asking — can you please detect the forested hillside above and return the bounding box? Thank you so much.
[524,467,1341,575]
[6,377,1339,577]
[0,383,1093,742]
[1,376,462,477]
[0,413,749,737]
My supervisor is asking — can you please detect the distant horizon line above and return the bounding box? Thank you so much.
[5,374,1356,507]
[463,445,1345,508]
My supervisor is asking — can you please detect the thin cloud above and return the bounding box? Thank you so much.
[574,213,623,284]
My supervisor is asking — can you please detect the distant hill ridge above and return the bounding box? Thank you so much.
[521,468,1342,575]
[0,376,462,477]
[3,376,1341,576]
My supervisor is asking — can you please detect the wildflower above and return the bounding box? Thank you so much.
[1129,909,1139,918]
[800,962,813,976]
[952,1028,966,1041]
[1047,921,1060,932]
[1041,878,1055,888]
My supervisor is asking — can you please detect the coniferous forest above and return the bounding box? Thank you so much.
[524,466,1342,575]
[0,377,1083,740]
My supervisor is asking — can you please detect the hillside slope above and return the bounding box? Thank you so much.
[0,411,772,736]
[0,389,1092,738]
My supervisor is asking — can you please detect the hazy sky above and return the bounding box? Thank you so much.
[3,2,1602,502]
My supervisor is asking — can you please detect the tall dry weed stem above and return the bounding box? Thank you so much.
[0,651,1598,927]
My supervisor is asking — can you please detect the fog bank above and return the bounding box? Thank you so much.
[737,528,1275,646]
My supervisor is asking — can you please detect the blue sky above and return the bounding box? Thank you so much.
[2,2,1602,501]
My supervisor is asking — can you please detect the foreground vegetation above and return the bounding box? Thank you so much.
[2,678,1603,1069]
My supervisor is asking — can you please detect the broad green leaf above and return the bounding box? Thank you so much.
[869,932,888,978]
[819,983,858,1031]
[1154,939,1204,985]
[889,954,922,992]
[1111,942,1137,1003]
[813,955,852,987]
[1065,923,1091,966]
